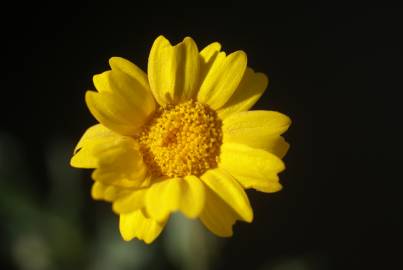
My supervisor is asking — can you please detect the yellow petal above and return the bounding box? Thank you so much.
[200,168,253,222]
[180,175,205,218]
[91,181,130,202]
[72,124,115,154]
[222,110,291,156]
[108,62,156,116]
[86,67,155,135]
[197,50,247,110]
[85,91,136,136]
[93,71,112,93]
[219,143,285,193]
[119,210,167,243]
[199,185,240,237]
[200,42,222,61]
[70,124,119,168]
[109,57,149,92]
[91,136,149,188]
[223,110,291,137]
[199,42,222,83]
[217,68,269,119]
[147,36,171,104]
[262,136,290,158]
[112,188,148,214]
[145,176,205,222]
[148,35,200,105]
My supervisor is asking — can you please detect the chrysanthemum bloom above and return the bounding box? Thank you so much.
[71,35,291,243]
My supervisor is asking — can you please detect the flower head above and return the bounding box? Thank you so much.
[71,36,291,243]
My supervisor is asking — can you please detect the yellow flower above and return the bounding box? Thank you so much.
[71,36,291,244]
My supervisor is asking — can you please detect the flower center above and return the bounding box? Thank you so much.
[136,100,222,178]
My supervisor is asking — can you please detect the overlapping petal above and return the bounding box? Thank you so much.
[259,136,290,159]
[70,124,119,168]
[148,36,200,105]
[145,176,205,222]
[112,187,148,214]
[199,185,240,237]
[219,143,285,193]
[91,136,149,188]
[200,168,253,222]
[199,42,222,83]
[91,181,131,202]
[119,210,167,243]
[86,62,156,135]
[222,110,291,156]
[109,57,150,91]
[197,49,247,110]
[217,68,269,119]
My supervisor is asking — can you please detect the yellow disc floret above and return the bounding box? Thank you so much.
[136,100,222,178]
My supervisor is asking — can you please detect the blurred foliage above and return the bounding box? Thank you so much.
[0,133,228,270]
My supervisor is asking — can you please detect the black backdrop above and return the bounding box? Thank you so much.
[2,5,401,270]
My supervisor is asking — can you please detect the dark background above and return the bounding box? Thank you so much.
[2,5,401,270]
